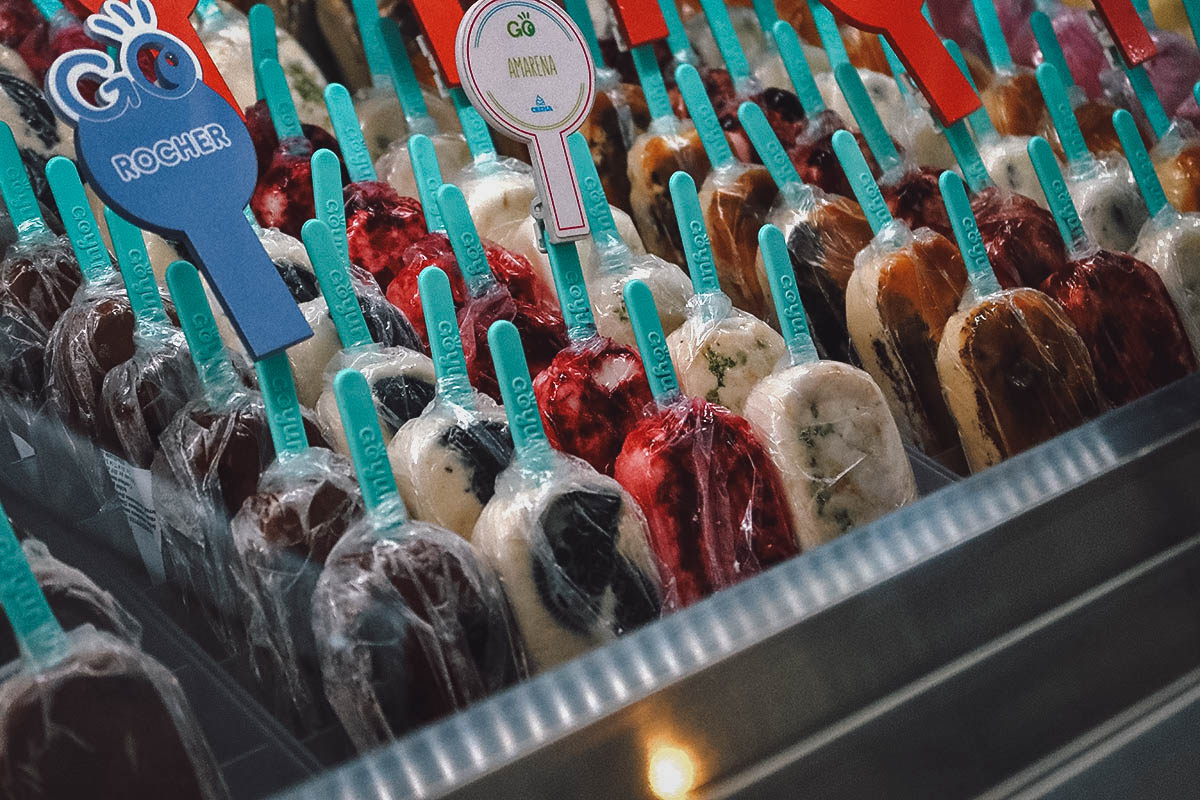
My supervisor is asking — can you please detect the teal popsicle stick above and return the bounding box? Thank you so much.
[333,368,407,522]
[488,320,553,472]
[697,0,753,90]
[657,0,698,65]
[418,267,475,407]
[880,38,911,98]
[106,210,169,329]
[0,502,70,671]
[166,260,243,410]
[244,205,261,227]
[1185,0,1200,51]
[738,101,809,208]
[1195,80,1200,111]
[324,84,377,183]
[409,134,446,233]
[1031,12,1076,92]
[831,129,894,235]
[752,0,779,35]
[302,219,373,350]
[632,45,676,125]
[380,18,437,136]
[834,63,903,173]
[248,5,279,103]
[944,121,994,194]
[0,122,46,242]
[1131,0,1156,28]
[1124,64,1169,140]
[759,224,818,366]
[255,351,309,460]
[808,0,850,68]
[568,132,623,248]
[195,0,222,23]
[971,0,1013,71]
[944,39,996,141]
[675,64,735,168]
[563,0,606,65]
[450,89,498,159]
[773,21,825,116]
[1113,109,1169,216]
[350,0,393,85]
[437,184,496,297]
[45,157,113,285]
[259,59,304,141]
[32,0,64,20]
[1035,63,1091,167]
[311,148,351,266]
[939,171,1001,298]
[669,171,722,296]
[545,233,597,342]
[1028,136,1091,256]
[624,279,681,406]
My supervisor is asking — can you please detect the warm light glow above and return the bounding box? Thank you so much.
[648,745,696,800]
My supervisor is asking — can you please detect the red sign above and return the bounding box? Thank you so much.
[610,0,669,47]
[1093,0,1157,66]
[409,0,462,87]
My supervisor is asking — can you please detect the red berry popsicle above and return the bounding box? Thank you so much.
[614,279,798,608]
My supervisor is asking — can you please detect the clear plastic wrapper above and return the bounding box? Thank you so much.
[376,132,472,204]
[698,160,778,319]
[1131,207,1200,357]
[243,99,344,182]
[970,185,1068,289]
[231,447,364,728]
[473,449,662,671]
[580,79,650,215]
[1064,156,1149,253]
[937,287,1106,471]
[354,86,461,162]
[742,360,916,549]
[342,180,427,285]
[626,123,711,266]
[0,69,73,209]
[979,135,1050,207]
[313,511,526,751]
[0,627,228,800]
[980,69,1049,138]
[250,135,319,240]
[583,245,693,350]
[1153,132,1200,214]
[666,292,786,415]
[786,109,879,198]
[815,68,910,144]
[880,165,954,240]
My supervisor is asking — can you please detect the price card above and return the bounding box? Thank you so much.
[456,0,595,242]
[1092,0,1156,67]
[610,0,669,48]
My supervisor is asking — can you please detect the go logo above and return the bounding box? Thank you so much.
[507,11,535,37]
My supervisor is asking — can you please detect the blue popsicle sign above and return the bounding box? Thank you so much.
[45,0,311,360]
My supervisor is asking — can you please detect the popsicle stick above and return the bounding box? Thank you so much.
[1184,0,1200,51]
[1028,136,1091,257]
[437,184,496,297]
[350,0,392,85]
[545,235,598,343]
[324,84,377,183]
[669,171,722,296]
[696,0,753,91]
[380,18,438,136]
[166,260,243,410]
[1131,0,1156,28]
[971,0,1014,71]
[568,132,625,249]
[751,0,779,35]
[0,502,70,671]
[1124,62,1169,139]
[1113,109,1169,216]
[32,0,64,20]
[450,88,498,159]
[656,0,698,65]
[302,218,374,350]
[248,4,278,103]
[1035,63,1091,168]
[259,59,304,141]
[738,101,811,208]
[939,171,1001,299]
[808,0,850,68]
[563,0,606,65]
[943,121,994,194]
[0,122,47,242]
[944,39,996,142]
[106,210,170,329]
[311,148,352,269]
[1195,80,1200,112]
[488,320,553,473]
[632,45,677,126]
[45,157,113,285]
[255,351,310,460]
[880,38,912,98]
[409,134,446,234]
[624,279,682,406]
[831,130,894,235]
[1031,11,1078,95]
[834,63,904,174]
[675,64,735,169]
[773,21,825,117]
[759,224,819,366]
[333,368,408,523]
[195,0,222,23]
[418,267,475,407]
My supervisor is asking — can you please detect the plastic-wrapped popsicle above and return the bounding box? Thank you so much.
[0,62,72,212]
[743,224,914,547]
[0,502,229,800]
[935,171,1104,471]
[614,279,796,606]
[739,100,870,362]
[1036,62,1148,252]
[675,62,777,318]
[971,0,1050,137]
[1028,135,1196,405]
[13,0,98,83]
[833,130,967,463]
[665,172,786,414]
[314,367,525,749]
[473,320,661,668]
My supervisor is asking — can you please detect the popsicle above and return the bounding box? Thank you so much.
[739,99,871,363]
[1036,61,1149,252]
[665,172,786,415]
[935,171,1104,471]
[13,0,98,83]
[0,64,72,212]
[1029,135,1196,405]
[971,0,1050,137]
[614,279,797,606]
[833,130,967,463]
[874,36,958,171]
[313,367,525,750]
[0,502,229,800]
[743,224,915,546]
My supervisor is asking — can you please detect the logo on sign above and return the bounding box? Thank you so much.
[508,11,536,37]
[531,94,553,112]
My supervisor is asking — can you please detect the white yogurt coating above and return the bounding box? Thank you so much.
[0,45,33,83]
[0,70,72,160]
[584,249,693,350]
[1131,208,1200,359]
[816,68,910,143]
[980,136,1049,208]
[1066,157,1149,253]
[894,105,956,170]
[316,345,437,454]
[355,86,461,162]
[742,360,915,549]
[472,451,661,672]
[666,293,787,415]
[376,132,472,201]
[389,393,511,539]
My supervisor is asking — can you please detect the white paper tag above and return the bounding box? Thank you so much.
[456,0,596,242]
[102,451,165,583]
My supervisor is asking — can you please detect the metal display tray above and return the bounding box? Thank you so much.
[277,375,1200,800]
